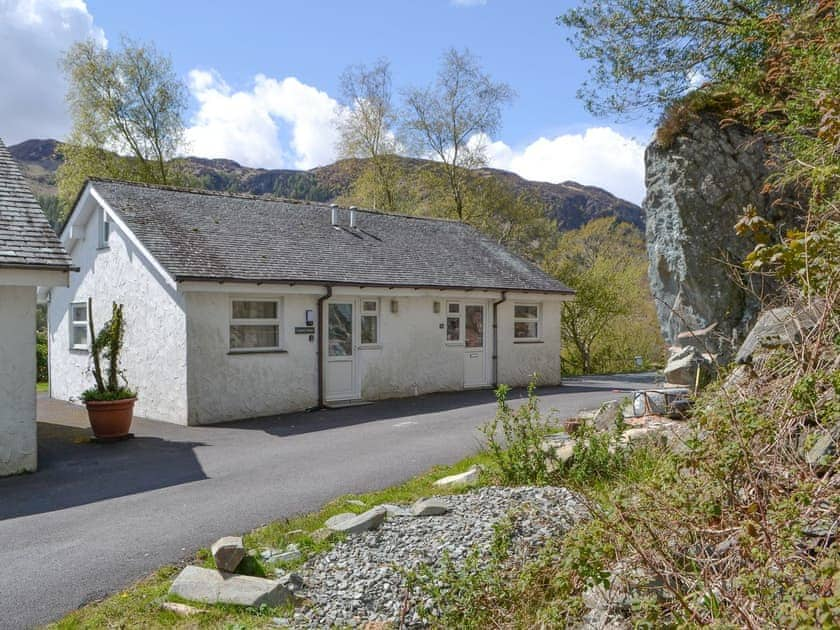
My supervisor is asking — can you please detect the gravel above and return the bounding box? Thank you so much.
[280,485,586,628]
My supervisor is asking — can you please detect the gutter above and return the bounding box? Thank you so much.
[491,290,508,388]
[315,285,333,409]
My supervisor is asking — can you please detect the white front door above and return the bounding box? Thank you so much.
[325,301,359,401]
[463,303,488,387]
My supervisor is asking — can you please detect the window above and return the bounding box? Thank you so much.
[514,304,540,340]
[70,301,89,350]
[98,209,110,248]
[229,299,282,351]
[360,299,379,345]
[446,302,461,342]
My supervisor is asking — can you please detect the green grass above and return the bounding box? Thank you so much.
[36,381,48,393]
[50,452,495,629]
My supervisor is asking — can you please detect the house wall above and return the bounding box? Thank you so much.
[185,291,320,424]
[49,202,188,424]
[496,299,564,387]
[0,285,37,475]
[183,287,566,425]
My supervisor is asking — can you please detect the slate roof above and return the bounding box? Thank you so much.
[0,138,72,270]
[89,179,573,294]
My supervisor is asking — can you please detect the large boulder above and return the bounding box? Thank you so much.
[644,112,799,362]
[168,566,292,607]
[663,345,714,386]
[735,303,821,364]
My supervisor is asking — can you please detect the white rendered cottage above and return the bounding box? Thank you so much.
[48,179,574,425]
[0,139,73,475]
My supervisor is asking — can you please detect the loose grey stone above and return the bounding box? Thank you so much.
[433,465,480,487]
[328,506,387,534]
[210,536,245,572]
[378,503,412,517]
[593,400,622,432]
[168,566,292,607]
[410,497,449,517]
[346,499,366,507]
[325,513,355,529]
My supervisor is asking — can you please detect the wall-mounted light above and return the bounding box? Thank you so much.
[390,299,399,314]
[433,301,440,314]
[305,309,314,326]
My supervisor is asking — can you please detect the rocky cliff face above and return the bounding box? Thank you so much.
[644,114,794,361]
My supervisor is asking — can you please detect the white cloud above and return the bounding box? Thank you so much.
[451,0,487,6]
[185,70,342,169]
[476,128,646,204]
[0,0,106,144]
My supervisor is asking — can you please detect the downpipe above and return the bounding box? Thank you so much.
[491,290,508,388]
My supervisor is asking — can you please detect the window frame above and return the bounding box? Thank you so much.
[97,208,111,249]
[228,298,284,353]
[70,300,89,351]
[513,303,541,342]
[445,301,464,345]
[359,298,380,347]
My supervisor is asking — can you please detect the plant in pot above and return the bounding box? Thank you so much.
[81,300,137,439]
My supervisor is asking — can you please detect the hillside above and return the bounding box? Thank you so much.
[9,139,643,232]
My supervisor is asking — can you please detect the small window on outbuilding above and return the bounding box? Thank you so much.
[229,299,283,351]
[360,299,379,345]
[98,209,110,249]
[70,301,89,350]
[513,304,540,340]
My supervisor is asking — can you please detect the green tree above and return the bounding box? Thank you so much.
[336,59,402,211]
[546,218,662,374]
[558,1,800,119]
[57,37,187,206]
[404,48,515,220]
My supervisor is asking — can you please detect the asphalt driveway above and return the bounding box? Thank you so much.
[0,374,656,629]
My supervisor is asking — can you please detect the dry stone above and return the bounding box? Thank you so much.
[210,536,245,572]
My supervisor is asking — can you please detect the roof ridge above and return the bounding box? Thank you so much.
[89,177,465,226]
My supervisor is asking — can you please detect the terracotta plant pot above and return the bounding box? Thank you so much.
[84,398,136,439]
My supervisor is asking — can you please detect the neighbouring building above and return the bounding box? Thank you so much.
[48,179,574,425]
[0,139,72,475]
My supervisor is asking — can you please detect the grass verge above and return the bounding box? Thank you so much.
[49,452,495,629]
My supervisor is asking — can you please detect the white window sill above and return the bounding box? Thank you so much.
[228,348,288,355]
[358,344,382,350]
[70,346,89,353]
[444,341,465,347]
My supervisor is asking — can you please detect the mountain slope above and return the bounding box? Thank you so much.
[8,139,643,231]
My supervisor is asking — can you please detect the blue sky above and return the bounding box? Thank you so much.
[1,1,653,203]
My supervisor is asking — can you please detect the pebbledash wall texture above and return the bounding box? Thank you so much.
[0,138,72,476]
[49,180,573,426]
[48,198,189,424]
[0,286,38,474]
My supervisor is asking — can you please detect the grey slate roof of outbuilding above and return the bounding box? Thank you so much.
[89,178,573,294]
[0,138,72,270]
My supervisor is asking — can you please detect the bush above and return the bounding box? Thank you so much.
[35,330,48,383]
[480,381,558,485]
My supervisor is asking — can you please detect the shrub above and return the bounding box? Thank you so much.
[35,330,48,383]
[481,380,558,485]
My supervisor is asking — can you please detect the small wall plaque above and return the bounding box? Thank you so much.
[295,326,315,334]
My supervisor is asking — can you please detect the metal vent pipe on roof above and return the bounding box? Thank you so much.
[330,205,338,226]
[349,207,357,229]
